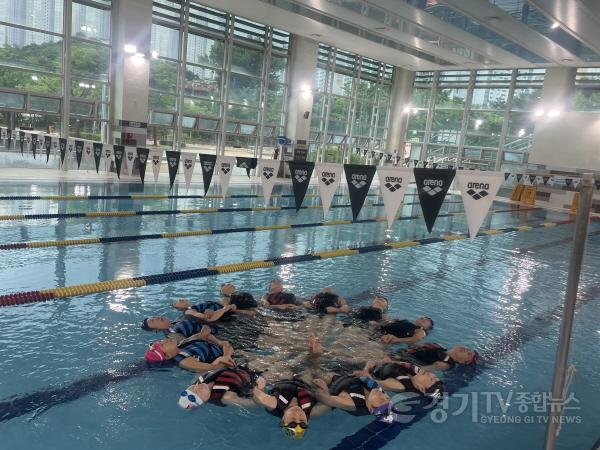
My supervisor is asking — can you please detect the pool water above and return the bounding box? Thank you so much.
[0,180,598,450]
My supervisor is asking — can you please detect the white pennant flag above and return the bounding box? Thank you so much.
[536,175,544,185]
[125,147,136,177]
[457,170,504,239]
[377,167,413,228]
[258,159,280,205]
[181,152,197,191]
[83,141,93,163]
[572,178,581,190]
[149,149,162,183]
[51,137,59,158]
[315,163,344,217]
[102,144,113,172]
[216,156,236,197]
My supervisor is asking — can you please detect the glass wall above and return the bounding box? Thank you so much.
[572,68,600,112]
[0,0,111,141]
[310,44,392,163]
[406,68,545,171]
[149,1,289,157]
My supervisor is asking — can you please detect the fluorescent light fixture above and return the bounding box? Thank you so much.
[300,83,311,92]
[134,52,145,58]
[124,44,137,54]
[534,109,545,117]
[551,22,560,29]
[548,109,561,117]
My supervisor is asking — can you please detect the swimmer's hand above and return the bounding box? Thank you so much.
[256,376,267,391]
[381,334,399,345]
[313,379,328,392]
[172,299,191,311]
[213,355,235,367]
[382,356,393,363]
[227,304,237,312]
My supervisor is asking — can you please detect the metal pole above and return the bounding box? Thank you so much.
[544,173,595,450]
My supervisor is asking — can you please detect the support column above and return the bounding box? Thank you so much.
[285,35,318,146]
[539,67,577,112]
[385,67,415,158]
[110,0,153,146]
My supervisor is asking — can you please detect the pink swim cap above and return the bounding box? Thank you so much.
[145,342,166,362]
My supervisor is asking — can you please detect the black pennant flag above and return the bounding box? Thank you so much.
[165,151,180,190]
[236,157,258,177]
[432,163,438,169]
[595,180,600,190]
[504,172,510,181]
[199,154,217,195]
[288,161,315,212]
[529,174,536,184]
[565,178,572,188]
[59,138,67,166]
[44,136,52,163]
[75,140,84,168]
[137,148,149,183]
[7,129,12,149]
[113,145,125,178]
[414,159,419,167]
[516,174,523,183]
[93,143,103,173]
[543,176,550,185]
[18,131,25,155]
[385,154,393,162]
[344,164,377,220]
[414,168,456,233]
[31,134,38,159]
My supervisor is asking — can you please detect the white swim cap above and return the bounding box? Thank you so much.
[178,389,203,409]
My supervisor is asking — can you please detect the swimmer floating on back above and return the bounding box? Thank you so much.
[378,316,434,345]
[141,316,219,342]
[303,288,349,314]
[261,279,302,310]
[392,343,478,371]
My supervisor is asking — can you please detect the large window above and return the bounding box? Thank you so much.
[310,44,392,162]
[572,68,600,112]
[0,0,111,141]
[407,68,546,171]
[149,1,289,156]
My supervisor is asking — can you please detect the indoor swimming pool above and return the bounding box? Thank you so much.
[0,180,598,450]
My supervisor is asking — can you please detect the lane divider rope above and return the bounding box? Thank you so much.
[0,200,465,222]
[0,207,541,251]
[0,217,585,307]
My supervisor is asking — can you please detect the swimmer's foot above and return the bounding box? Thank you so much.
[308,334,324,355]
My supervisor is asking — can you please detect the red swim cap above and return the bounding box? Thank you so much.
[144,342,167,362]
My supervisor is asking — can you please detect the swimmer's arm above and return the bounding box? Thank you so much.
[309,404,332,417]
[221,392,257,408]
[235,308,256,317]
[419,362,450,372]
[184,309,210,321]
[375,378,407,393]
[314,392,356,411]
[178,357,222,372]
[252,390,277,409]
[381,330,426,345]
[202,305,234,322]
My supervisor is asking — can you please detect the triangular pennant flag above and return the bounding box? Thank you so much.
[385,154,393,162]
[125,147,136,177]
[572,178,580,190]
[165,151,181,190]
[0,127,5,142]
[315,163,344,217]
[199,154,217,195]
[181,152,196,191]
[44,136,52,163]
[457,171,504,238]
[113,145,125,179]
[236,157,258,177]
[565,178,572,188]
[344,164,377,220]
[102,145,113,172]
[216,156,235,197]
[83,141,93,163]
[137,148,149,184]
[543,175,550,185]
[363,149,368,156]
[75,140,84,168]
[377,166,412,228]
[258,159,280,205]
[504,172,510,181]
[529,174,536,185]
[31,134,38,159]
[413,159,419,167]
[414,168,456,233]
[18,131,25,155]
[59,138,67,166]
[149,149,162,184]
[516,174,523,183]
[432,163,438,169]
[536,175,544,185]
[289,160,315,212]
[423,161,429,168]
[93,143,103,173]
[67,139,75,156]
[595,180,600,190]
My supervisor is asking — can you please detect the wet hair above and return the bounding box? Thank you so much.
[229,292,257,310]
[266,292,297,306]
[311,292,339,312]
[356,306,383,322]
[141,318,151,331]
[422,317,434,329]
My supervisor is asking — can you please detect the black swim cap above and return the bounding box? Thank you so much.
[141,318,151,331]
[311,292,338,311]
[425,381,445,400]
[356,306,383,322]
[230,292,257,310]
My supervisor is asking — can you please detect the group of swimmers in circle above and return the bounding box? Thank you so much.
[142,280,478,439]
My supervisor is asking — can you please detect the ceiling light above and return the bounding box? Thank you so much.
[534,109,545,117]
[551,22,560,29]
[548,109,561,117]
[561,58,573,62]
[124,44,137,54]
[134,52,145,58]
[151,50,159,59]
[403,106,411,113]
[300,83,311,92]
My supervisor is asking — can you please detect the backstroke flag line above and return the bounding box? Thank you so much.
[258,159,280,205]
[199,154,217,195]
[344,164,377,220]
[181,152,196,191]
[377,167,413,228]
[414,168,456,233]
[456,170,504,239]
[137,148,149,184]
[289,161,315,211]
[216,156,236,197]
[166,151,180,190]
[315,163,343,217]
[149,149,162,184]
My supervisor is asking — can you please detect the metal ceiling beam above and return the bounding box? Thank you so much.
[442,0,586,66]
[529,0,600,55]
